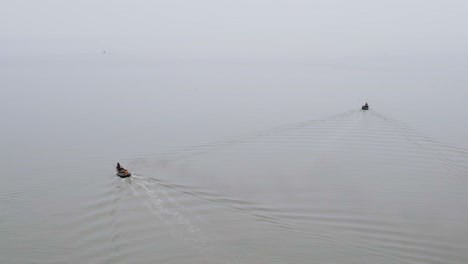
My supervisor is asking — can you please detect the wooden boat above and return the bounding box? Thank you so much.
[116,168,131,178]
[116,163,131,178]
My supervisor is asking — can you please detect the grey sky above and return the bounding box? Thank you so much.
[3,0,468,58]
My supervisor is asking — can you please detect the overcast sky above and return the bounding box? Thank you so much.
[3,0,468,59]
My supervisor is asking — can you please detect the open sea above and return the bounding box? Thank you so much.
[2,54,468,263]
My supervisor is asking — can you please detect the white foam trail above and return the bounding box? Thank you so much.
[127,176,231,263]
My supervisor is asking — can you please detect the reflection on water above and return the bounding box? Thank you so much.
[2,109,468,264]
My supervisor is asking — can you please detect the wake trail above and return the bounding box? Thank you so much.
[127,175,232,264]
[143,177,339,241]
[370,110,468,183]
[140,109,360,167]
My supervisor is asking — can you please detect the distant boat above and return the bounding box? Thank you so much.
[116,163,131,178]
[362,103,369,110]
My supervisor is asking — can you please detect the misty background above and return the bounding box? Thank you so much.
[3,0,468,144]
[3,0,468,165]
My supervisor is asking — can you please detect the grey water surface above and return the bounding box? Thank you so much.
[2,56,468,264]
[3,1,468,263]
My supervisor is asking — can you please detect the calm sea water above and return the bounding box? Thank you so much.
[2,55,468,263]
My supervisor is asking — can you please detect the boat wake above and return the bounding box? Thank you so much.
[111,108,468,263]
[125,174,233,264]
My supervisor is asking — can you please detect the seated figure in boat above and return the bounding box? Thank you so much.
[116,162,125,172]
[116,162,131,177]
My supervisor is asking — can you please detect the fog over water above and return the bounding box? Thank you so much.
[2,1,468,263]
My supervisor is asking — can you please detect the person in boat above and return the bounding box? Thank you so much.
[364,103,368,107]
[117,162,124,171]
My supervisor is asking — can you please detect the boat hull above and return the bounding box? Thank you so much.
[362,106,369,110]
[117,172,131,178]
